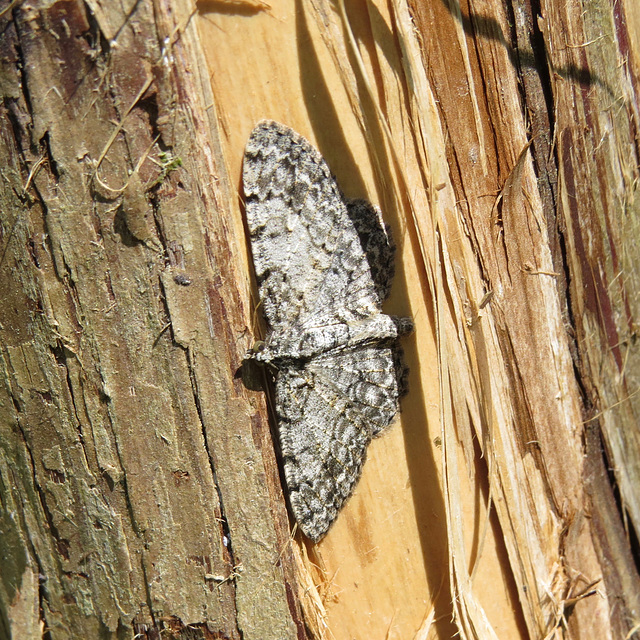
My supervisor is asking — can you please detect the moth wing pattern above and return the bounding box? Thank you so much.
[275,347,400,541]
[345,198,396,304]
[243,120,410,542]
[243,121,386,333]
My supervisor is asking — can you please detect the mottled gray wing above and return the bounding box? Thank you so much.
[346,199,395,303]
[243,121,388,333]
[276,344,400,541]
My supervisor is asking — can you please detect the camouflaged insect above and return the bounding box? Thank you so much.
[243,121,411,542]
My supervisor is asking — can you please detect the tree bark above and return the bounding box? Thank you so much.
[1,0,639,639]
[0,1,301,638]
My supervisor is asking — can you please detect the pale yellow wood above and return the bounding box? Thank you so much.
[198,0,640,637]
[198,1,524,638]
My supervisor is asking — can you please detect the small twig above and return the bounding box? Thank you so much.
[91,74,154,180]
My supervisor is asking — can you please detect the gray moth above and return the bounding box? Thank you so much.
[243,120,411,542]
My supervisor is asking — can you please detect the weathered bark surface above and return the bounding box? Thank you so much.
[409,0,640,636]
[2,0,640,639]
[0,1,302,638]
